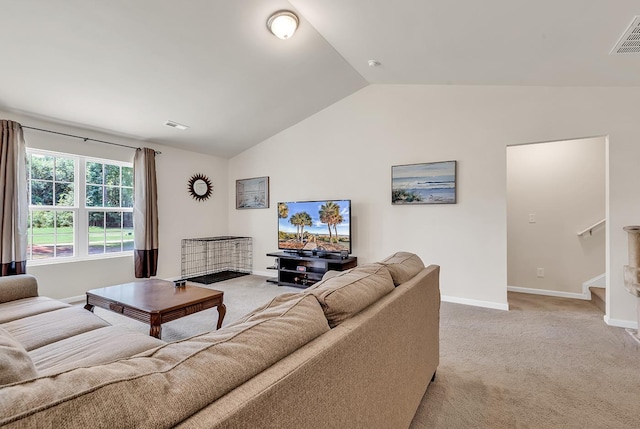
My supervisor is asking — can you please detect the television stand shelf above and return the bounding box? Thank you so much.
[266,252,357,288]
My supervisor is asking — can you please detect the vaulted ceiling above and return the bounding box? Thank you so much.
[1,1,638,158]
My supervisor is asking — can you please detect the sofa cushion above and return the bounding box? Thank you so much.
[0,327,38,386]
[0,296,70,324]
[0,274,38,304]
[0,293,330,428]
[30,326,165,376]
[1,306,110,351]
[229,292,327,327]
[379,251,425,286]
[306,263,394,328]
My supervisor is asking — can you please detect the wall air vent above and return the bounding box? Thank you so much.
[164,120,189,130]
[611,16,640,54]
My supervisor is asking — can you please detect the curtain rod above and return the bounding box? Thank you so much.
[21,125,161,155]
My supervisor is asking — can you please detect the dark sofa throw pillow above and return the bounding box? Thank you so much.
[306,263,394,328]
[379,251,425,286]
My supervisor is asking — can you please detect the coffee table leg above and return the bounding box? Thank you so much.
[84,304,94,312]
[216,303,226,329]
[150,314,162,339]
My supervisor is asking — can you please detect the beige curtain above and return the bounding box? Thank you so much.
[0,120,28,276]
[133,148,159,278]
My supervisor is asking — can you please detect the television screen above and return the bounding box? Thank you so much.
[278,200,351,254]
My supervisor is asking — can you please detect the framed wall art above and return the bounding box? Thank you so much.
[391,161,457,205]
[236,176,269,209]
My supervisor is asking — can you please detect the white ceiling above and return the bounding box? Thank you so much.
[1,0,638,158]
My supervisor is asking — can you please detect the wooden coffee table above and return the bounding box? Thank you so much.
[84,279,226,339]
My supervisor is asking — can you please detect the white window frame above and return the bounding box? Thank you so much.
[27,148,134,265]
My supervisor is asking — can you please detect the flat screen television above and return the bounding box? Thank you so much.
[278,199,351,254]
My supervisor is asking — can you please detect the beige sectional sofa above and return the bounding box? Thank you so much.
[0,252,440,428]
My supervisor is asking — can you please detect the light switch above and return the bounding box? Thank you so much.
[528,214,536,223]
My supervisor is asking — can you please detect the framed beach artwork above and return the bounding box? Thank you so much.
[236,176,269,209]
[391,161,457,205]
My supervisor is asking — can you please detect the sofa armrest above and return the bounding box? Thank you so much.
[0,274,38,303]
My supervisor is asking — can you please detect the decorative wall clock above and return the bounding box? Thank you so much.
[188,173,213,201]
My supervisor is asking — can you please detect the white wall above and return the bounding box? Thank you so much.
[228,84,640,326]
[507,137,605,295]
[1,110,228,299]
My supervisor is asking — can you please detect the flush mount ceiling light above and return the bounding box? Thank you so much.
[267,10,299,40]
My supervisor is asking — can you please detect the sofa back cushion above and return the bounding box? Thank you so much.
[306,263,394,328]
[0,327,38,386]
[379,252,425,286]
[0,293,329,428]
[229,292,317,326]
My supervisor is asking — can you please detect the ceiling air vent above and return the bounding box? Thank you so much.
[164,120,189,130]
[611,16,640,54]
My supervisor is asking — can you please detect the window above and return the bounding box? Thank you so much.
[27,149,134,262]
[85,161,134,254]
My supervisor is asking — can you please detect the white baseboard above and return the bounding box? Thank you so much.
[252,270,274,278]
[604,315,638,330]
[61,295,85,304]
[441,295,509,311]
[507,285,590,301]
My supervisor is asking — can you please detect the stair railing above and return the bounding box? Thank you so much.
[577,219,606,237]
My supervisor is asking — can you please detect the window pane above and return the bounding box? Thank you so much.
[30,155,54,180]
[56,211,74,258]
[86,162,103,185]
[55,183,74,206]
[88,234,105,255]
[106,212,122,253]
[32,244,54,259]
[105,187,120,207]
[56,211,74,230]
[55,245,74,257]
[31,180,53,206]
[123,212,133,228]
[88,211,105,228]
[122,166,133,187]
[31,210,54,229]
[104,164,120,186]
[106,211,121,228]
[55,158,74,182]
[123,212,134,250]
[121,188,133,208]
[30,210,53,260]
[88,210,105,255]
[86,185,103,207]
[106,242,122,253]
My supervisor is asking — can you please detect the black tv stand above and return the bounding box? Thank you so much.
[284,249,305,256]
[266,252,357,288]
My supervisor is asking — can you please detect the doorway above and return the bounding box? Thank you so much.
[506,137,607,308]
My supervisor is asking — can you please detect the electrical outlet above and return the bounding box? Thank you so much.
[536,268,544,278]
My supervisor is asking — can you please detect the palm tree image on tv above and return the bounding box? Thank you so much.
[319,201,343,244]
[289,211,313,242]
[278,200,350,252]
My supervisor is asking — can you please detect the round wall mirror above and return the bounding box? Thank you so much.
[188,174,213,201]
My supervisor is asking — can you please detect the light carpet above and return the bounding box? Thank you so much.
[90,276,640,428]
[410,292,640,429]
